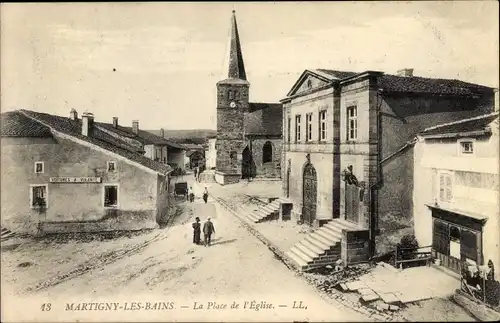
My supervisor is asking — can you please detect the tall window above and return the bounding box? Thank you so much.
[439,172,453,203]
[347,106,358,141]
[306,113,313,142]
[295,115,301,142]
[30,185,47,208]
[155,148,161,161]
[319,110,327,141]
[104,185,119,208]
[228,90,234,100]
[287,117,291,142]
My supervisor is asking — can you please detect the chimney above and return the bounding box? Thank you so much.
[132,120,139,135]
[160,128,165,138]
[397,68,414,77]
[69,109,78,120]
[113,117,118,128]
[82,112,95,137]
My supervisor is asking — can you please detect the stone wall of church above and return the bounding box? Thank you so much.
[250,138,282,178]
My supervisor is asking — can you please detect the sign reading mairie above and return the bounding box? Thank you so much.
[49,177,102,183]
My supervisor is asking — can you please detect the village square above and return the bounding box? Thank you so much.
[1,2,499,322]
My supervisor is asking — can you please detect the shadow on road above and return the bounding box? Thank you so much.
[210,238,237,246]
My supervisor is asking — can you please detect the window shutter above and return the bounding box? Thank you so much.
[446,175,453,201]
[460,229,479,262]
[433,219,449,255]
[439,174,445,201]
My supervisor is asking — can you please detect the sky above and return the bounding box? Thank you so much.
[1,2,498,130]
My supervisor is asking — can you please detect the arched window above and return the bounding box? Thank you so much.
[262,141,273,163]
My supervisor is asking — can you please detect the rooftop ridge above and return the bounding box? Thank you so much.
[421,111,499,133]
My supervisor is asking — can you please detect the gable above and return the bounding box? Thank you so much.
[285,70,331,97]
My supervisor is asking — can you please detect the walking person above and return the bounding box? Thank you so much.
[187,186,194,202]
[203,187,209,204]
[192,217,201,245]
[193,167,198,180]
[203,217,215,247]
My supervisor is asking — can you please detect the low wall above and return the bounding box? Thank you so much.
[341,229,370,266]
[453,289,500,321]
[38,210,158,235]
[215,171,241,185]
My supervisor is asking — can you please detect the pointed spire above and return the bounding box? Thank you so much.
[227,10,247,80]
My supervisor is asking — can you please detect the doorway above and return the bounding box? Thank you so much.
[302,163,317,226]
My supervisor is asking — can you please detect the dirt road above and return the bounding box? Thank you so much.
[2,178,370,322]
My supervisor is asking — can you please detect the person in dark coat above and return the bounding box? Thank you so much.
[193,167,198,180]
[203,187,209,204]
[203,217,215,247]
[192,217,201,244]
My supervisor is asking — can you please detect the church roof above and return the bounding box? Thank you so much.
[227,10,247,81]
[245,103,283,136]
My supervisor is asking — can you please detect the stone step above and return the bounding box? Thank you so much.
[262,206,276,213]
[315,228,342,243]
[305,235,331,251]
[247,213,261,223]
[294,242,321,259]
[298,239,325,255]
[289,246,314,263]
[285,250,308,269]
[322,223,344,236]
[330,218,361,231]
[256,209,270,217]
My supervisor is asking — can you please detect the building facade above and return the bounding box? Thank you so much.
[413,112,499,279]
[281,68,496,254]
[211,11,282,185]
[1,110,172,235]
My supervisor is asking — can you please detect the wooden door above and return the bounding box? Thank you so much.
[345,183,359,224]
[302,163,317,226]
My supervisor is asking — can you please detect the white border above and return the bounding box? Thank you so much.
[29,184,49,209]
[102,183,120,209]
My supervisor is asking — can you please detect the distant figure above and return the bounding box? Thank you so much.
[192,217,201,245]
[193,167,198,179]
[203,217,215,247]
[197,166,201,182]
[187,186,194,202]
[203,187,209,204]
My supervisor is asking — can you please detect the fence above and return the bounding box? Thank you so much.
[394,244,432,269]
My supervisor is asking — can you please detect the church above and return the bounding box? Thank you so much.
[207,11,283,185]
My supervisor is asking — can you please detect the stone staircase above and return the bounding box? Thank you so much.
[244,199,282,223]
[1,227,25,242]
[285,218,361,271]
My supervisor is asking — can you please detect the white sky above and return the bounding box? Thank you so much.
[1,2,498,130]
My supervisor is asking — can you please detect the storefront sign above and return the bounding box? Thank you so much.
[49,177,102,183]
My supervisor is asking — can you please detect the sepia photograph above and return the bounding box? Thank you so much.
[1,1,499,322]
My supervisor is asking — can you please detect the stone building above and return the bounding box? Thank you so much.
[1,110,172,235]
[413,112,499,280]
[210,10,282,185]
[96,118,186,172]
[281,68,496,255]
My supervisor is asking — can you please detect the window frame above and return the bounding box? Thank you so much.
[437,171,454,204]
[34,161,44,174]
[103,184,120,208]
[30,184,49,209]
[457,138,476,156]
[295,114,301,143]
[287,117,291,143]
[107,161,117,173]
[346,105,358,142]
[319,109,327,142]
[305,113,313,142]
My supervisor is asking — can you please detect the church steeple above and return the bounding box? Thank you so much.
[227,10,247,80]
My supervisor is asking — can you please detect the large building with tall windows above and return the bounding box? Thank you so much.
[280,68,496,255]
